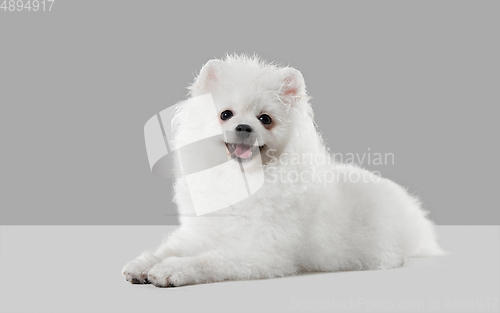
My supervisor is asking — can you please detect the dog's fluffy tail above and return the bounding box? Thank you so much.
[414,238,447,257]
[412,219,448,257]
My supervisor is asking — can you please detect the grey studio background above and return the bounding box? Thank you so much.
[0,1,498,225]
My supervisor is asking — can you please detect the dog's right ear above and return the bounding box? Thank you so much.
[190,59,223,95]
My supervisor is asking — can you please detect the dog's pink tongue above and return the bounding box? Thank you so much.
[235,144,252,159]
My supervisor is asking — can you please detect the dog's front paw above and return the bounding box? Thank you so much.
[147,265,175,288]
[122,252,161,284]
[148,257,194,288]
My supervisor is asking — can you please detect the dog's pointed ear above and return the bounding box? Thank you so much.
[279,68,306,105]
[190,59,223,94]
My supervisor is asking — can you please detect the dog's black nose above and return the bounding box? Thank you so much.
[235,124,253,138]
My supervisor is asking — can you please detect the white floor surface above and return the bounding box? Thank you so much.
[0,225,498,313]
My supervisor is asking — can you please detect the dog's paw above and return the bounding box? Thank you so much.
[148,257,194,288]
[147,266,175,288]
[122,252,161,285]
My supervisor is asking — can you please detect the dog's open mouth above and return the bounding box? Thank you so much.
[225,142,264,160]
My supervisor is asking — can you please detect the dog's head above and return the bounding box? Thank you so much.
[187,55,309,163]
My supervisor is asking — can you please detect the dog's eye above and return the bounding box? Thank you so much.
[220,110,234,121]
[259,114,272,125]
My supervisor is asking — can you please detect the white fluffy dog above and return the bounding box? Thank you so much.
[123,55,443,287]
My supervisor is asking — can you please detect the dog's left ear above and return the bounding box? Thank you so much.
[279,68,306,105]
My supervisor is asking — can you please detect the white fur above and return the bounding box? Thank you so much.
[123,55,443,287]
